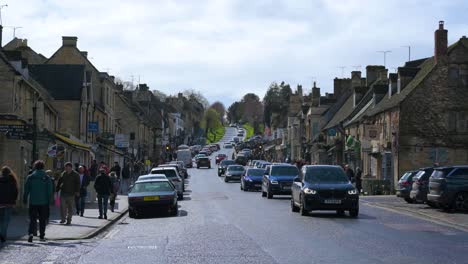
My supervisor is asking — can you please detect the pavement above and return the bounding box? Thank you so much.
[7,195,128,241]
[361,195,468,232]
[0,127,467,264]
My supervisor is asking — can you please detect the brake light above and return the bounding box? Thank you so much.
[401,181,411,186]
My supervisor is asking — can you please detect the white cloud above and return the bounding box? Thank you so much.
[4,0,468,106]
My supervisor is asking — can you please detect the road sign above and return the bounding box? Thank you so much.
[0,124,32,133]
[88,122,99,133]
[115,134,130,148]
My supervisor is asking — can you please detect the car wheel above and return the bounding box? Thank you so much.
[454,192,468,212]
[224,177,229,182]
[267,189,273,199]
[208,166,211,169]
[336,210,345,216]
[171,203,179,216]
[404,198,414,204]
[300,197,309,216]
[218,173,221,176]
[261,190,266,197]
[291,198,299,212]
[349,208,359,218]
[178,193,184,200]
[197,166,200,169]
[426,201,438,208]
[240,182,244,190]
[129,209,136,218]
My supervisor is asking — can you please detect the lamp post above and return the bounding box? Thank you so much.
[31,95,42,163]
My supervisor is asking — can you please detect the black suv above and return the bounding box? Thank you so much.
[427,166,468,211]
[261,164,299,199]
[197,157,211,169]
[218,160,235,176]
[291,165,359,217]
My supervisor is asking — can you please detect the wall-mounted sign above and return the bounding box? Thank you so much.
[88,122,99,133]
[115,134,130,148]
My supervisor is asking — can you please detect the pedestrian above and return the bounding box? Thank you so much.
[110,162,121,179]
[99,161,109,175]
[355,167,363,193]
[89,160,98,181]
[109,172,120,212]
[75,166,90,217]
[56,162,80,225]
[23,160,53,242]
[0,166,19,243]
[344,164,355,183]
[120,162,130,194]
[94,169,112,219]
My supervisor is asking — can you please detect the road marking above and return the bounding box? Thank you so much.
[127,245,158,250]
[104,228,120,239]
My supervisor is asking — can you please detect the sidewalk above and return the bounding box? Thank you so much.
[361,195,468,232]
[7,195,128,241]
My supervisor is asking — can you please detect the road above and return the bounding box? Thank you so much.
[1,127,467,264]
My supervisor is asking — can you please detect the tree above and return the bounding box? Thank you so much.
[210,101,226,122]
[227,101,243,124]
[240,93,264,134]
[115,77,136,90]
[202,108,222,142]
[183,89,209,109]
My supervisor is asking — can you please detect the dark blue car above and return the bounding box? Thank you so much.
[262,165,299,199]
[241,168,265,191]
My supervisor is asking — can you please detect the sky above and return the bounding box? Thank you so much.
[4,0,468,107]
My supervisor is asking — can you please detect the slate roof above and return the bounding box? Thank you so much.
[323,93,354,130]
[363,57,435,117]
[29,64,85,100]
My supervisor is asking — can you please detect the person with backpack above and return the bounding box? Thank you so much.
[0,166,19,243]
[23,160,53,242]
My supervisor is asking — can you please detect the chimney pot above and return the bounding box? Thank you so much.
[439,20,444,30]
[62,36,78,47]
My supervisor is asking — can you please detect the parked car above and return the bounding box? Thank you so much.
[225,165,245,182]
[150,167,184,199]
[137,174,167,181]
[241,168,265,191]
[159,163,186,179]
[261,164,299,199]
[197,157,211,169]
[128,179,178,218]
[291,165,359,217]
[427,166,468,211]
[218,159,235,176]
[396,170,418,203]
[410,167,435,206]
[170,161,188,178]
[215,154,227,164]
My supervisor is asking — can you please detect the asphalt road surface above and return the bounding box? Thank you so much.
[1,127,467,264]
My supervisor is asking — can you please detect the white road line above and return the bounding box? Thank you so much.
[104,228,120,239]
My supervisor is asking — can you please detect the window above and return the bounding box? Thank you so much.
[450,168,468,179]
[449,66,459,86]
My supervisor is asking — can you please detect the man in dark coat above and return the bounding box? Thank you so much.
[75,166,90,217]
[94,169,112,219]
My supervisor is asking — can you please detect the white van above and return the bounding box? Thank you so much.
[177,149,193,168]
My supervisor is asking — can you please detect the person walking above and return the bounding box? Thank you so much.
[0,166,19,243]
[355,167,363,193]
[109,172,119,212]
[89,160,98,181]
[345,164,355,183]
[120,162,130,194]
[94,169,112,219]
[75,166,90,217]
[110,162,121,179]
[56,162,80,225]
[23,160,53,242]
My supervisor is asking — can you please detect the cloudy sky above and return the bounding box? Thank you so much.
[4,0,468,106]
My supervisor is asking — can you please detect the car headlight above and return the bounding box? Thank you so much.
[348,189,358,195]
[270,180,279,184]
[246,178,252,182]
[304,188,317,194]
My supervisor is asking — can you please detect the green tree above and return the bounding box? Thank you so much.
[210,101,226,123]
[202,108,222,142]
[227,101,243,124]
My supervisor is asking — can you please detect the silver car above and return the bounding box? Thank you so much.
[150,168,184,200]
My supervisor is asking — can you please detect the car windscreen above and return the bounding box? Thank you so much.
[431,168,454,179]
[221,160,235,166]
[153,169,177,179]
[304,167,349,183]
[247,169,265,176]
[139,176,165,180]
[271,166,299,176]
[132,181,174,193]
[400,172,411,181]
[228,166,244,171]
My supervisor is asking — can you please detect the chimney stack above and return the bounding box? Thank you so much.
[351,71,362,88]
[434,21,448,64]
[62,36,78,47]
[311,82,320,107]
[0,25,3,48]
[366,65,385,86]
[388,73,398,97]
